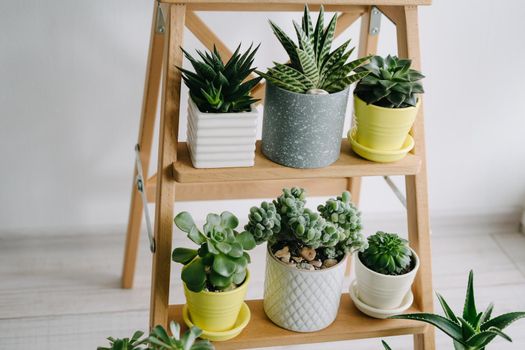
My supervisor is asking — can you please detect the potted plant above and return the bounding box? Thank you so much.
[349,55,425,162]
[179,44,262,168]
[172,211,256,338]
[256,6,370,168]
[392,270,525,350]
[353,231,419,312]
[244,188,367,332]
[97,320,214,350]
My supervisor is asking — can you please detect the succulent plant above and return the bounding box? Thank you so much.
[149,321,214,350]
[179,44,262,113]
[392,271,525,350]
[98,321,215,350]
[245,201,281,245]
[244,188,366,261]
[172,211,256,292]
[354,55,424,108]
[359,231,412,275]
[97,331,149,350]
[257,5,370,94]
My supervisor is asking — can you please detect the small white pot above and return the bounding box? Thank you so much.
[354,248,419,310]
[186,98,258,168]
[263,246,347,332]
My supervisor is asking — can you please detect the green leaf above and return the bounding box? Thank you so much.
[206,213,221,226]
[213,254,237,277]
[220,211,239,229]
[293,21,315,63]
[256,70,305,93]
[181,257,206,292]
[436,293,459,324]
[458,317,476,340]
[269,20,300,67]
[266,67,307,91]
[273,63,314,89]
[237,231,256,250]
[169,321,181,341]
[390,313,464,342]
[466,327,512,349]
[191,340,215,350]
[174,212,196,233]
[318,12,337,65]
[297,48,319,85]
[232,269,247,285]
[227,242,243,258]
[188,226,206,245]
[216,242,232,254]
[480,311,525,331]
[313,6,324,56]
[479,303,494,325]
[463,270,478,323]
[181,326,201,350]
[325,71,369,93]
[172,248,198,265]
[209,270,233,289]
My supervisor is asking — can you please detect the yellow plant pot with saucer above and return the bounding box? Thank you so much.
[353,95,420,151]
[183,270,250,334]
[348,127,414,163]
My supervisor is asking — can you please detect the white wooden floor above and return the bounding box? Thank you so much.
[1,217,525,350]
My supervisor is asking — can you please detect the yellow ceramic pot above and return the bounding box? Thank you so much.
[184,270,249,332]
[353,95,420,151]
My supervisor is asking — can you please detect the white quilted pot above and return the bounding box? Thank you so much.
[186,98,258,168]
[263,246,347,332]
[354,249,419,310]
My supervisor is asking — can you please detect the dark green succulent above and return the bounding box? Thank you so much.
[149,321,214,350]
[179,44,261,113]
[392,271,525,350]
[244,188,366,260]
[360,231,412,275]
[354,55,424,108]
[257,5,370,94]
[98,321,214,350]
[173,211,256,292]
[97,331,149,350]
[245,201,281,245]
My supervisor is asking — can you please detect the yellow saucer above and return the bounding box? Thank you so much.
[182,302,251,342]
[348,127,414,163]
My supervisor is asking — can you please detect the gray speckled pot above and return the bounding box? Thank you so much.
[262,83,350,168]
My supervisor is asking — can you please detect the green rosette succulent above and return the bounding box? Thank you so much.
[360,231,412,275]
[172,211,256,292]
[244,201,281,245]
[354,55,424,108]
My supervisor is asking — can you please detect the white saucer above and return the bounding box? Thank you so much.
[349,280,414,319]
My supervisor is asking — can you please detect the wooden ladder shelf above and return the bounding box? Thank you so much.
[122,1,435,349]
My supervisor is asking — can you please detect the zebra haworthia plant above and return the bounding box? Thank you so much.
[257,5,370,94]
[391,271,525,350]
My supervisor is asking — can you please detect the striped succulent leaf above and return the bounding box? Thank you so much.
[259,5,370,94]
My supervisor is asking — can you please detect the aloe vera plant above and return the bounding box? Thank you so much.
[392,271,525,350]
[179,44,261,113]
[97,331,149,350]
[257,5,370,94]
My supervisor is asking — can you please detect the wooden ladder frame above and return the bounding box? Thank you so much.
[121,1,434,349]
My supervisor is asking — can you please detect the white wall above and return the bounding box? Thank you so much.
[1,0,525,232]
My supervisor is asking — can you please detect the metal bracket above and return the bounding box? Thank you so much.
[135,144,156,253]
[155,4,165,34]
[369,6,382,36]
[383,176,407,209]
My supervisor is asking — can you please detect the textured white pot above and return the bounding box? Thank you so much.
[263,246,347,332]
[354,249,419,310]
[186,98,258,168]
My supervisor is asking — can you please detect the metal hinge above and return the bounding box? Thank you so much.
[369,7,382,36]
[155,4,166,34]
[135,144,156,253]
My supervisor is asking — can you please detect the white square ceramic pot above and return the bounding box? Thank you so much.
[354,249,419,310]
[186,99,258,168]
[263,246,347,332]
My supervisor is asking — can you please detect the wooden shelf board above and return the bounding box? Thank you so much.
[172,139,421,183]
[168,294,426,349]
[160,0,432,6]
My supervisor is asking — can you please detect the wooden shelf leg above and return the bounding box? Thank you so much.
[122,2,166,289]
[149,3,186,329]
[346,6,380,277]
[397,5,435,350]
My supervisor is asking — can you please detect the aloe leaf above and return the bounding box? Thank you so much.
[462,271,478,323]
[480,311,525,331]
[269,20,300,67]
[325,71,369,93]
[302,5,313,39]
[466,327,512,349]
[479,303,494,325]
[458,317,477,340]
[297,48,319,85]
[320,40,351,77]
[313,6,324,56]
[293,21,316,62]
[318,12,337,65]
[272,63,314,89]
[391,313,464,342]
[256,71,305,93]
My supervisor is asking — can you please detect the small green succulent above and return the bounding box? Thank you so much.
[149,321,214,350]
[179,44,261,113]
[392,271,525,350]
[354,55,424,108]
[98,321,214,350]
[360,231,413,275]
[244,188,366,261]
[245,201,281,245]
[97,331,149,350]
[173,211,256,292]
[257,5,370,94]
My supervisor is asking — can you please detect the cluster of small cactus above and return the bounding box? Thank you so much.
[359,231,413,275]
[172,211,256,292]
[244,188,366,260]
[354,55,424,108]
